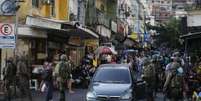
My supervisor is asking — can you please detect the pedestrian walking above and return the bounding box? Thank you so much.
[55,54,71,101]
[163,57,187,101]
[16,55,32,101]
[41,58,54,101]
[3,57,16,101]
[142,58,156,101]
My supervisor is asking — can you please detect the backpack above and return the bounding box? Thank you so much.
[18,61,29,76]
[143,64,155,80]
[58,62,70,80]
[4,61,16,79]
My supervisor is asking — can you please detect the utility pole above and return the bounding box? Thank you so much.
[14,0,24,55]
[13,0,24,97]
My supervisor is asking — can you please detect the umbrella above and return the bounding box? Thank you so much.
[94,46,117,57]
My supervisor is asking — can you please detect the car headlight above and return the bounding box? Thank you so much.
[121,89,132,100]
[86,91,96,100]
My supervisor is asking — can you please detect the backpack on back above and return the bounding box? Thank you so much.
[58,62,70,80]
[18,61,28,76]
[143,64,155,79]
[4,62,16,79]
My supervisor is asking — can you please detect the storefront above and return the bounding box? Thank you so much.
[181,32,201,63]
[26,15,99,67]
[17,26,47,65]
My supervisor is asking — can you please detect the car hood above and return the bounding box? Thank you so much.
[90,83,131,96]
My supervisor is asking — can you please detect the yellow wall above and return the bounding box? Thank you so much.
[18,0,51,19]
[96,0,106,11]
[41,4,51,17]
[55,0,69,20]
[18,0,32,21]
[16,0,70,20]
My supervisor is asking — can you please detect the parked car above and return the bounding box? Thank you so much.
[86,64,145,101]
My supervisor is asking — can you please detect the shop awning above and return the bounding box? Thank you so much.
[76,26,99,38]
[26,16,99,39]
[18,26,47,38]
[180,32,201,39]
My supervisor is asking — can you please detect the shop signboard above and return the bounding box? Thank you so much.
[68,36,81,46]
[0,23,15,48]
[117,20,128,37]
[26,16,61,30]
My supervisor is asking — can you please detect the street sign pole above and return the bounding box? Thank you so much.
[13,1,19,97]
[14,7,18,57]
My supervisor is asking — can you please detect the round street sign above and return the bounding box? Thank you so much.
[0,24,13,35]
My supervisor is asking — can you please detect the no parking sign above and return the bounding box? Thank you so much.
[0,23,16,48]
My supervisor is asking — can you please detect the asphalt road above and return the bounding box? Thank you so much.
[0,89,166,101]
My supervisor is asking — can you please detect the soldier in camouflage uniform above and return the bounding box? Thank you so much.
[3,57,16,101]
[142,57,156,101]
[16,55,32,101]
[56,54,71,101]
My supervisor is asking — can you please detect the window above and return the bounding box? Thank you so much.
[93,69,131,83]
[50,0,55,17]
[32,0,39,8]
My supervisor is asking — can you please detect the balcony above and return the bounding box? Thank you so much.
[185,4,201,11]
[95,9,111,28]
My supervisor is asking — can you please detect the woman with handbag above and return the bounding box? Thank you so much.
[41,58,54,101]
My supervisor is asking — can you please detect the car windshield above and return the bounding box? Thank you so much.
[93,68,131,84]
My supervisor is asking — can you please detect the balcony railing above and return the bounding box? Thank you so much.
[85,7,111,28]
[95,9,110,28]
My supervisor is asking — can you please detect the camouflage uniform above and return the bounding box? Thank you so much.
[56,55,71,101]
[3,57,16,101]
[163,61,184,101]
[142,58,156,101]
[16,55,32,101]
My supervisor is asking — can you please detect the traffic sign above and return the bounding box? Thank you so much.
[0,24,13,35]
[0,23,15,48]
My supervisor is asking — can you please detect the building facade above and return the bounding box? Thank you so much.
[150,0,173,23]
[0,0,99,79]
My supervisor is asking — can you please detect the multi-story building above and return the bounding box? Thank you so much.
[180,0,201,59]
[0,0,99,79]
[85,0,125,45]
[151,0,173,23]
[172,0,189,18]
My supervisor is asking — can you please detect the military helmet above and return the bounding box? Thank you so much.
[151,55,157,62]
[143,57,150,65]
[60,54,67,61]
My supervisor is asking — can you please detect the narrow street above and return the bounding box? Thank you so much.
[0,89,165,101]
[0,0,201,101]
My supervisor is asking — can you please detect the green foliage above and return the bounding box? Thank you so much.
[147,17,182,49]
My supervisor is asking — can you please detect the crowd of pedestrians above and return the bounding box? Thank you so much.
[1,47,201,101]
